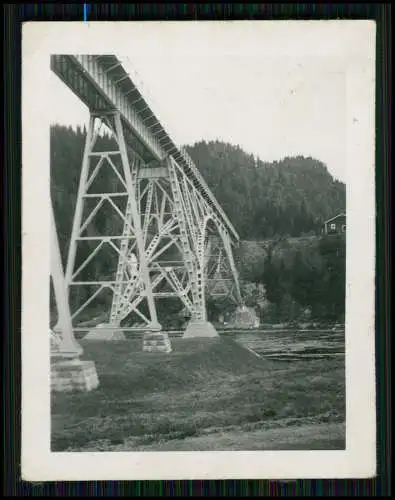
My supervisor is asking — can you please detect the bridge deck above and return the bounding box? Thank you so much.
[51,54,239,244]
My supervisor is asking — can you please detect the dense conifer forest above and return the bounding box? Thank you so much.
[51,125,346,323]
[186,140,345,240]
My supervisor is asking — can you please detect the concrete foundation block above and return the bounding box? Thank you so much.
[142,332,172,353]
[183,320,219,338]
[51,358,99,392]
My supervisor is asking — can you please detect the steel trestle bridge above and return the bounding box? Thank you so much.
[50,54,244,342]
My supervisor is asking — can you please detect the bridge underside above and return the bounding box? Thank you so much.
[51,55,246,342]
[62,111,243,338]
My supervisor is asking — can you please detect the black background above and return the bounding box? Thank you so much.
[3,3,391,496]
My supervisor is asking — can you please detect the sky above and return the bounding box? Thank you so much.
[49,27,347,182]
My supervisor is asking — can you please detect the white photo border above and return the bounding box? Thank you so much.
[21,20,377,481]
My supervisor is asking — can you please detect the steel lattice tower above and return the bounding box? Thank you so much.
[51,55,245,339]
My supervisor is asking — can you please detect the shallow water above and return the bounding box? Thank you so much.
[233,329,345,360]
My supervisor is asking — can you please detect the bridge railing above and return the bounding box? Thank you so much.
[177,146,240,242]
[112,56,240,243]
[119,55,181,143]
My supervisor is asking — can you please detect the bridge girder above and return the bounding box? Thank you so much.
[51,54,245,335]
[64,111,243,332]
[51,54,239,244]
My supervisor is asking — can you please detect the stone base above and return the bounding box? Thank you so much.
[183,320,219,338]
[51,358,99,392]
[84,323,126,341]
[143,332,172,353]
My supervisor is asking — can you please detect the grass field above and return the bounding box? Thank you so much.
[51,333,345,452]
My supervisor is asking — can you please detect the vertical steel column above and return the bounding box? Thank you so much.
[109,155,138,324]
[65,115,95,286]
[113,113,160,330]
[51,201,83,358]
[167,157,205,320]
[194,228,209,322]
[193,269,207,321]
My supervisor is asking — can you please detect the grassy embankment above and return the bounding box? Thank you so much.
[51,335,345,452]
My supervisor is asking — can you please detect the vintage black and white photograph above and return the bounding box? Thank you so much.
[22,21,376,480]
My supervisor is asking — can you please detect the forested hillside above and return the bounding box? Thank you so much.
[51,125,346,323]
[186,140,345,239]
[233,234,345,323]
